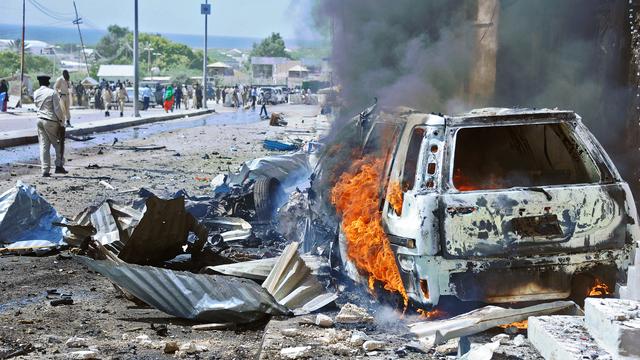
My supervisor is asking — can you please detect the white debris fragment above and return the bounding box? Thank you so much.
[490,333,511,344]
[314,314,334,328]
[335,303,374,324]
[280,346,312,359]
[67,350,99,359]
[362,340,385,352]
[65,337,88,348]
[460,341,500,360]
[435,338,459,354]
[349,330,370,347]
[178,342,209,354]
[512,334,526,347]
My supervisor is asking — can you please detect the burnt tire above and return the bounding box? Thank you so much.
[253,176,284,221]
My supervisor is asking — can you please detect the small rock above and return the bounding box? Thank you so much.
[350,330,370,346]
[281,328,299,337]
[328,343,352,356]
[335,303,374,324]
[65,336,88,348]
[179,342,208,354]
[314,314,334,328]
[50,297,73,306]
[435,338,459,355]
[490,333,511,344]
[363,340,385,352]
[134,334,153,347]
[280,346,312,359]
[513,334,526,347]
[164,341,179,354]
[67,350,99,359]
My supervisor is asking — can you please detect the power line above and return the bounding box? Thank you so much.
[27,0,74,22]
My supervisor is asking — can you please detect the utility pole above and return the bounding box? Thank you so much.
[19,0,25,107]
[72,1,90,75]
[201,1,211,109]
[144,44,154,73]
[133,0,140,117]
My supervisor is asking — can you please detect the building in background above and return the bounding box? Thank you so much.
[97,65,134,83]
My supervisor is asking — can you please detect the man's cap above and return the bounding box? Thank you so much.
[36,74,51,82]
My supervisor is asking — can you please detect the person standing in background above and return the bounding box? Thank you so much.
[116,83,128,117]
[54,70,72,127]
[75,82,85,107]
[0,80,8,112]
[195,84,203,109]
[182,84,189,109]
[250,86,257,110]
[174,85,183,110]
[142,84,151,110]
[33,75,67,177]
[163,84,175,113]
[102,85,112,117]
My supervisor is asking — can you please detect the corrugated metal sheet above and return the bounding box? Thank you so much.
[79,257,290,324]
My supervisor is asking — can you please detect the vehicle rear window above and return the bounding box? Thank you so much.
[452,123,600,191]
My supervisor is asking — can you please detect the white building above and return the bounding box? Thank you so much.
[97,65,134,83]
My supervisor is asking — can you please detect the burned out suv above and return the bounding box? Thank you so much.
[339,107,638,306]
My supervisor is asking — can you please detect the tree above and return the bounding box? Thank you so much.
[0,50,53,78]
[250,33,290,58]
[94,25,203,72]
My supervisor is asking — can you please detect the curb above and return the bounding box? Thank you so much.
[0,109,215,148]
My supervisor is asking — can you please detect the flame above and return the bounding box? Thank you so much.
[331,155,408,306]
[417,308,448,320]
[588,278,612,296]
[453,168,503,191]
[498,320,528,329]
[386,181,404,215]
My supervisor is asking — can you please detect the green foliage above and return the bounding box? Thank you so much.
[250,33,290,59]
[94,25,203,71]
[0,50,54,78]
[289,46,330,61]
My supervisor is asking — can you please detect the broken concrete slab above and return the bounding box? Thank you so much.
[619,248,640,301]
[528,316,612,360]
[335,303,374,324]
[409,301,577,345]
[584,298,640,359]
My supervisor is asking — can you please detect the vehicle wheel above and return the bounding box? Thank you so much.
[253,176,284,221]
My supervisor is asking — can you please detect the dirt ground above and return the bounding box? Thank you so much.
[0,104,329,359]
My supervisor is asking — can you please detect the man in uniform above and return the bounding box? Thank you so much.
[33,75,68,177]
[54,70,72,127]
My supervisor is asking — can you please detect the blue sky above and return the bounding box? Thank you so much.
[0,0,319,39]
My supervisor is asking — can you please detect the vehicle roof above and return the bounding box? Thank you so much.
[447,107,578,126]
[381,107,579,129]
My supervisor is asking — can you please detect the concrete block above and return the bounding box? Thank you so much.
[584,298,640,360]
[528,316,612,360]
[620,248,640,301]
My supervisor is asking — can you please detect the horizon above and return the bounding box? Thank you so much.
[0,0,321,41]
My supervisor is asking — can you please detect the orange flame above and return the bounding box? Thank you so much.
[498,320,528,330]
[331,155,408,306]
[588,278,612,296]
[386,181,404,215]
[417,308,448,320]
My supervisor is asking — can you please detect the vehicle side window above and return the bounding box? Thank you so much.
[402,127,425,191]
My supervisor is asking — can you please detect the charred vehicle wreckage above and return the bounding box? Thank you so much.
[313,105,639,309]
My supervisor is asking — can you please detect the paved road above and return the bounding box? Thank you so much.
[0,100,224,133]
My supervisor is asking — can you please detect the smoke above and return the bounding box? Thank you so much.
[316,0,474,116]
[315,0,637,192]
